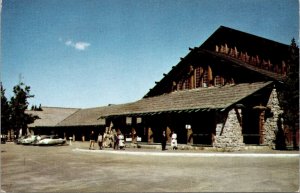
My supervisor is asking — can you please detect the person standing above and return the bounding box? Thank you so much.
[161,130,167,151]
[89,130,96,150]
[113,132,119,150]
[171,131,178,150]
[97,132,103,150]
[118,133,125,149]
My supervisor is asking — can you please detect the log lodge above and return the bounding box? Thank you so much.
[28,26,299,149]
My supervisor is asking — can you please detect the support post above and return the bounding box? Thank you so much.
[148,127,153,144]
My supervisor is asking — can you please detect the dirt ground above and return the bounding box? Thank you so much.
[1,142,299,192]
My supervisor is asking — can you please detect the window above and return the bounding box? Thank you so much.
[184,78,190,89]
[195,67,202,88]
[215,75,222,86]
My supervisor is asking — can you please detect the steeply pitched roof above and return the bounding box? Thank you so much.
[200,26,290,64]
[27,107,80,127]
[104,81,273,118]
[144,26,291,98]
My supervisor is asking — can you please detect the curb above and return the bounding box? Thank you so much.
[72,148,299,158]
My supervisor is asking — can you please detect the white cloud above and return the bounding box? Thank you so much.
[74,42,91,50]
[63,39,91,51]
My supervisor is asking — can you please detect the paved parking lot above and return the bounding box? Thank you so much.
[1,142,299,192]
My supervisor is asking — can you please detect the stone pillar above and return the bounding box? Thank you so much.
[213,108,245,151]
[148,127,153,144]
[263,88,283,147]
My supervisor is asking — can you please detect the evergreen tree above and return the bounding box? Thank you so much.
[9,82,39,137]
[279,38,299,149]
[1,83,11,135]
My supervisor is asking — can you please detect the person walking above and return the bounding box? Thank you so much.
[161,130,167,151]
[97,132,103,150]
[89,130,96,150]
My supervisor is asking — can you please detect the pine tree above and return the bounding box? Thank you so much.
[1,83,11,136]
[279,38,299,149]
[9,82,39,137]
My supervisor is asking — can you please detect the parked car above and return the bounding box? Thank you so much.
[15,136,26,144]
[20,135,38,145]
[36,135,66,146]
[32,135,50,145]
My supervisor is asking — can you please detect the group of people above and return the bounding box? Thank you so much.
[89,130,125,150]
[89,130,178,151]
[161,131,178,151]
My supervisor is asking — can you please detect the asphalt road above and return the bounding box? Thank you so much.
[1,142,299,192]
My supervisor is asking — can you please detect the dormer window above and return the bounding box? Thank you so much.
[215,75,223,86]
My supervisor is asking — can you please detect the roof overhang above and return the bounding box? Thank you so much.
[100,81,274,119]
[101,108,222,119]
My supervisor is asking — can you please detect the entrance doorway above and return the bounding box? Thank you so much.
[242,109,263,144]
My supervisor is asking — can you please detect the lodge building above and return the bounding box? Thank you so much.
[28,26,298,149]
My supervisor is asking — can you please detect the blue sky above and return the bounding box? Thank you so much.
[2,0,299,108]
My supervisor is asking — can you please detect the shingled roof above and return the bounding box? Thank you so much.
[103,81,273,118]
[56,103,135,126]
[28,82,273,127]
[27,107,80,127]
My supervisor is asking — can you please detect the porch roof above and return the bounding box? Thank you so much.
[27,107,80,127]
[29,81,273,127]
[102,81,273,118]
[56,103,135,127]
